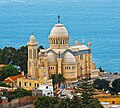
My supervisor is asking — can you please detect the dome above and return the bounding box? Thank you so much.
[30,35,35,43]
[47,52,57,63]
[63,52,76,63]
[88,41,92,47]
[75,40,79,45]
[50,23,69,37]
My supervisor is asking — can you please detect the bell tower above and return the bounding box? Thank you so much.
[27,34,38,78]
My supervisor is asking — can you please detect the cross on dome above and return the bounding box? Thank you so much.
[58,15,60,23]
[31,32,34,35]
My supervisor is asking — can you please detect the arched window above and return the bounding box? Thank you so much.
[73,66,74,69]
[80,54,83,60]
[33,49,36,59]
[69,66,71,69]
[56,40,58,44]
[63,40,64,44]
[54,40,55,44]
[29,49,32,59]
[52,40,54,44]
[67,66,68,69]
[60,40,62,44]
[65,66,66,69]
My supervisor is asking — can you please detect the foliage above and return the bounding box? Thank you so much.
[78,79,94,104]
[0,47,17,64]
[39,45,44,49]
[98,66,105,72]
[0,46,28,73]
[0,81,11,87]
[34,79,103,108]
[93,78,109,90]
[0,64,18,81]
[3,88,32,101]
[34,95,103,108]
[114,72,118,75]
[77,78,104,108]
[57,73,66,87]
[34,96,82,108]
[50,73,66,90]
[112,78,120,94]
[0,45,44,75]
[17,46,28,73]
[34,96,59,108]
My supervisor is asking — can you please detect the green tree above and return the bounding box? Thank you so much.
[50,74,66,89]
[93,78,109,90]
[112,78,120,94]
[0,46,28,74]
[4,88,32,101]
[78,79,94,105]
[56,99,68,108]
[0,64,18,81]
[58,73,66,87]
[98,66,105,72]
[77,78,104,108]
[34,96,59,108]
[50,74,57,90]
[13,88,32,97]
[39,45,44,49]
[0,47,17,64]
[0,81,11,87]
[17,46,28,73]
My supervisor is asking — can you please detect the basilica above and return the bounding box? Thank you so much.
[17,18,97,90]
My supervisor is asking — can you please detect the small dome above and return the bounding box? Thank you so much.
[50,23,68,37]
[30,35,35,42]
[63,52,76,63]
[47,52,57,63]
[88,41,92,47]
[75,40,79,45]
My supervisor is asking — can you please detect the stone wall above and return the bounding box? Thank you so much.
[0,96,35,108]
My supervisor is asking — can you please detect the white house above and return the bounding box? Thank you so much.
[32,85,54,96]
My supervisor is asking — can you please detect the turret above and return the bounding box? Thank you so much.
[27,34,38,78]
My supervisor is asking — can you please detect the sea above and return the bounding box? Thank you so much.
[0,0,120,72]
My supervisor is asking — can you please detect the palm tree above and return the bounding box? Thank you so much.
[50,74,66,89]
[50,74,57,90]
[58,73,66,87]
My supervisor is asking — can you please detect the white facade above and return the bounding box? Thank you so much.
[32,85,54,96]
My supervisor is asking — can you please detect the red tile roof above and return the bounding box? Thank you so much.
[4,74,24,83]
[8,89,15,93]
[4,79,12,83]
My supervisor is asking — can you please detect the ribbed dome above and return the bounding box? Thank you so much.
[50,23,68,37]
[47,52,57,63]
[63,52,76,63]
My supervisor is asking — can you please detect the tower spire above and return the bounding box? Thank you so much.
[58,15,60,23]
